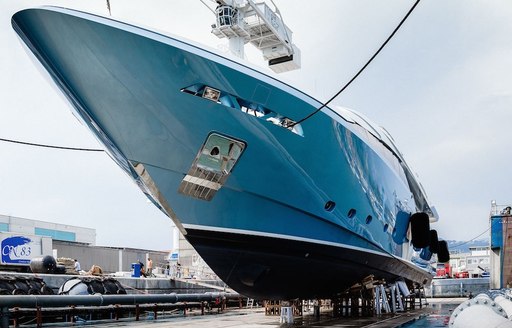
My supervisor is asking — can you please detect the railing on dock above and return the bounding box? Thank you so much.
[0,292,242,328]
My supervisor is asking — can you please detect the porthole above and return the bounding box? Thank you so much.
[366,215,372,224]
[347,209,356,218]
[324,201,336,212]
[383,224,389,232]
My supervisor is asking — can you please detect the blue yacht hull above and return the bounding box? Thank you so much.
[12,7,435,299]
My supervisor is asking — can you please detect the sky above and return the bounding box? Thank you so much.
[0,0,511,250]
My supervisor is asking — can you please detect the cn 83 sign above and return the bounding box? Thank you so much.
[1,235,39,264]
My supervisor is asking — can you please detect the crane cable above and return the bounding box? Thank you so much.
[289,0,421,128]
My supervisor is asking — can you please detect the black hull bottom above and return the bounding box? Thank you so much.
[185,228,431,300]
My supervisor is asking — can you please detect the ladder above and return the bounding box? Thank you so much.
[390,283,404,312]
[374,284,391,314]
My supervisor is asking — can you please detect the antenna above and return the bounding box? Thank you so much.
[210,0,301,73]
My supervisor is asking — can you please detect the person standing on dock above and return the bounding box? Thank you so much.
[147,258,153,276]
[74,259,81,273]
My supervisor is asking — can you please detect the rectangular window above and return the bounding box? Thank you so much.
[35,228,75,242]
[0,223,9,232]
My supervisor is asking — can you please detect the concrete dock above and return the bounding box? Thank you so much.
[71,298,465,328]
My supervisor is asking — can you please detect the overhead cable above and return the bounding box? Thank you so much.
[289,0,421,127]
[0,137,104,152]
[450,223,495,249]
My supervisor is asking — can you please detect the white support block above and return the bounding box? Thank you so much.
[280,306,293,323]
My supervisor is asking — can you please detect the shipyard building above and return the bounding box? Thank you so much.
[0,214,169,273]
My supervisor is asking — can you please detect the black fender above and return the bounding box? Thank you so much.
[437,240,450,263]
[410,212,430,248]
[429,230,439,253]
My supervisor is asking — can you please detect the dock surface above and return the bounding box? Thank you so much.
[76,298,464,328]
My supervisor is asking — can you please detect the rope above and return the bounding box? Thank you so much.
[0,137,104,152]
[289,0,421,127]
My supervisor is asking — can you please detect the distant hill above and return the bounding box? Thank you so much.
[446,239,489,254]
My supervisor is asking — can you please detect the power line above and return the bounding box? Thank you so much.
[289,0,421,127]
[450,220,496,249]
[0,137,104,152]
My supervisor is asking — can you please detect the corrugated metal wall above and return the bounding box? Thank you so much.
[53,241,168,273]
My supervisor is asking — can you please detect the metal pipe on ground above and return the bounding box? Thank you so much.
[495,295,512,318]
[449,295,512,328]
[0,292,239,328]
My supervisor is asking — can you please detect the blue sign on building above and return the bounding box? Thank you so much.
[169,252,179,261]
[1,236,33,264]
